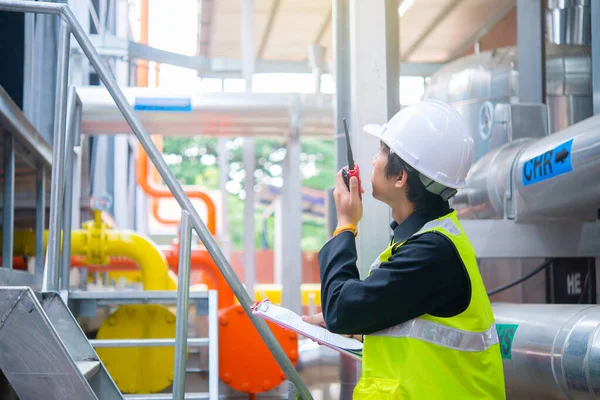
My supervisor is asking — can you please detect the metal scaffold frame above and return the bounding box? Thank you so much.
[0,1,313,399]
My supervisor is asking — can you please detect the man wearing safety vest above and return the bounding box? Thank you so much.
[303,100,506,399]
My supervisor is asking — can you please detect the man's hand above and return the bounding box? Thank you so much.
[302,312,363,342]
[333,170,364,227]
[302,312,327,328]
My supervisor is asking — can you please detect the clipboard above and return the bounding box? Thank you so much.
[251,299,363,361]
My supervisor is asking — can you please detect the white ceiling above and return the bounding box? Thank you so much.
[204,0,516,64]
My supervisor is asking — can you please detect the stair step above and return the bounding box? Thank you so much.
[123,393,209,400]
[76,361,100,381]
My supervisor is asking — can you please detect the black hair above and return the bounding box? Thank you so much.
[382,143,450,217]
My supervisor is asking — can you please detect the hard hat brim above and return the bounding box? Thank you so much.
[363,124,388,144]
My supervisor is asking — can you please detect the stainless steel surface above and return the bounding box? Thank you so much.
[77,86,333,138]
[77,360,100,380]
[513,113,600,221]
[456,110,600,222]
[90,338,208,347]
[0,268,42,289]
[460,219,600,258]
[35,165,45,276]
[0,86,52,168]
[0,85,52,231]
[424,44,593,161]
[38,291,123,399]
[174,211,192,400]
[593,0,600,115]
[43,16,70,292]
[493,303,600,399]
[61,88,81,291]
[0,0,63,14]
[546,0,591,45]
[0,287,97,400]
[124,394,209,400]
[208,290,219,400]
[2,132,14,270]
[69,290,209,301]
[349,0,398,278]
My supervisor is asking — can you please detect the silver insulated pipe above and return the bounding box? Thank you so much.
[546,0,591,46]
[493,303,600,399]
[455,112,600,221]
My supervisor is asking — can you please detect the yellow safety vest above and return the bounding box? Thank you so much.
[353,211,506,399]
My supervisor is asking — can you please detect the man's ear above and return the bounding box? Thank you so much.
[394,169,408,189]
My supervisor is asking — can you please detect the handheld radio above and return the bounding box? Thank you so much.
[341,119,362,197]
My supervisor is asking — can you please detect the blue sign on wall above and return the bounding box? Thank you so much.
[522,139,573,186]
[134,97,192,112]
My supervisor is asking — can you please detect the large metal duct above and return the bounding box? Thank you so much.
[424,44,592,163]
[455,112,600,221]
[493,303,600,399]
[546,0,591,46]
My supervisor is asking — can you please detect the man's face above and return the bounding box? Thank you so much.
[371,142,399,203]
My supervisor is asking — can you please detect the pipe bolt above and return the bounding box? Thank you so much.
[288,349,298,361]
[223,372,232,383]
[262,380,272,391]
[219,315,229,326]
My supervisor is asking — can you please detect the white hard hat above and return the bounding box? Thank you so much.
[363,99,473,199]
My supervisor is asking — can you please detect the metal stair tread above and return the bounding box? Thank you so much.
[123,393,209,400]
[76,360,100,381]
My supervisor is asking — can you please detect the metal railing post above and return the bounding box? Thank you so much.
[208,290,219,400]
[43,15,70,292]
[35,165,46,276]
[2,132,14,270]
[60,87,81,293]
[173,210,192,400]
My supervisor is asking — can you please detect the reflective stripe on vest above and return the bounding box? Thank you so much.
[413,216,460,238]
[370,318,499,352]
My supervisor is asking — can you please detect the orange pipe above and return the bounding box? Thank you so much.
[136,142,217,234]
[164,245,234,309]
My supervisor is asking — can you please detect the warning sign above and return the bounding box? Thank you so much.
[522,139,573,186]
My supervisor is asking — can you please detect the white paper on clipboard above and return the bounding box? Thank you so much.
[251,299,363,361]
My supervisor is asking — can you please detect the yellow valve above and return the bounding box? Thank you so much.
[81,210,110,265]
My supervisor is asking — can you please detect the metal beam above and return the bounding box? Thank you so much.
[197,0,215,57]
[517,0,545,104]
[257,0,281,59]
[279,95,303,314]
[402,0,463,61]
[77,34,444,77]
[314,7,332,45]
[448,0,516,60]
[349,0,398,275]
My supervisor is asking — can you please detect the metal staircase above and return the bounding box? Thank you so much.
[0,1,313,399]
[0,286,121,400]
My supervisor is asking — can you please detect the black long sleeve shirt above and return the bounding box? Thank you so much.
[319,210,471,335]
